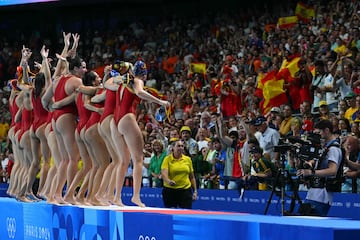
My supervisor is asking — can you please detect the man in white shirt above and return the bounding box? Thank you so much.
[253,116,280,164]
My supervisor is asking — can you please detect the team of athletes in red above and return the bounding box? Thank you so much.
[6,32,170,207]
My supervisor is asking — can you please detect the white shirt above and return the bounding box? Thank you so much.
[256,127,280,161]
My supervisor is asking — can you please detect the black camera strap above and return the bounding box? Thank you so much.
[312,140,344,191]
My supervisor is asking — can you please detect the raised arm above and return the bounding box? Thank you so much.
[39,45,52,89]
[52,32,71,79]
[215,116,233,147]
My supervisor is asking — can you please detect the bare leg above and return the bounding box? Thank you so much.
[36,124,51,195]
[27,127,41,198]
[95,117,119,204]
[50,119,69,204]
[118,115,146,208]
[63,129,92,205]
[44,126,65,204]
[55,114,80,193]
[84,124,110,205]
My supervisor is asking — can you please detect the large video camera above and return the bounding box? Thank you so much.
[274,133,324,167]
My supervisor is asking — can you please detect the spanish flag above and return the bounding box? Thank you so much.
[295,1,315,23]
[260,70,288,114]
[278,57,301,80]
[278,16,298,29]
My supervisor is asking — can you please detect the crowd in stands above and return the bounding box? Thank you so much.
[0,0,360,200]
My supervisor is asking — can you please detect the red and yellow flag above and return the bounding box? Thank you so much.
[260,70,288,114]
[278,16,298,29]
[295,1,315,23]
[278,57,301,80]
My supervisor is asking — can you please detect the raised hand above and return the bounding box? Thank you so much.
[63,32,71,48]
[40,45,49,59]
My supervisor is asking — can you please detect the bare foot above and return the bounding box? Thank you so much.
[131,196,146,208]
[6,190,15,198]
[63,195,78,205]
[95,196,111,206]
[53,195,67,205]
[87,198,110,206]
[76,197,92,206]
[16,196,33,203]
[110,199,125,207]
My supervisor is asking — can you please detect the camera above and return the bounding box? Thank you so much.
[273,144,293,153]
[274,133,324,167]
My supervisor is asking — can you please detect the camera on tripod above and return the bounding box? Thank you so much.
[274,133,323,169]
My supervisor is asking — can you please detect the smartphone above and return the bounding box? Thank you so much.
[341,130,347,137]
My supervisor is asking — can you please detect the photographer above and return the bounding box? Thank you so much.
[297,119,342,217]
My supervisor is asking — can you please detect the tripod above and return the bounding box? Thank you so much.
[264,152,303,216]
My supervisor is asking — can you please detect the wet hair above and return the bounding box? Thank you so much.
[33,72,45,97]
[67,55,82,70]
[82,71,97,86]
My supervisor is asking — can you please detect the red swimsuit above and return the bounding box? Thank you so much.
[32,93,49,131]
[10,95,21,133]
[76,92,92,134]
[99,89,116,123]
[53,75,78,121]
[86,88,104,129]
[114,84,140,125]
[18,108,33,141]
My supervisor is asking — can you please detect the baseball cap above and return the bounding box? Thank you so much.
[180,126,191,134]
[319,100,328,107]
[254,116,267,126]
[270,107,281,113]
[344,91,356,99]
[228,127,238,134]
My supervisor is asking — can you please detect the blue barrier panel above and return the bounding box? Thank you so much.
[1,184,360,219]
[123,211,173,239]
[0,198,24,240]
[120,187,360,219]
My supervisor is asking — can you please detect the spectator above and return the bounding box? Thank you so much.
[148,139,167,188]
[344,92,358,124]
[343,135,360,193]
[179,125,198,158]
[253,116,280,165]
[279,104,294,137]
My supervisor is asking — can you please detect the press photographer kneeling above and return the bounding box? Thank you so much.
[297,119,343,217]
